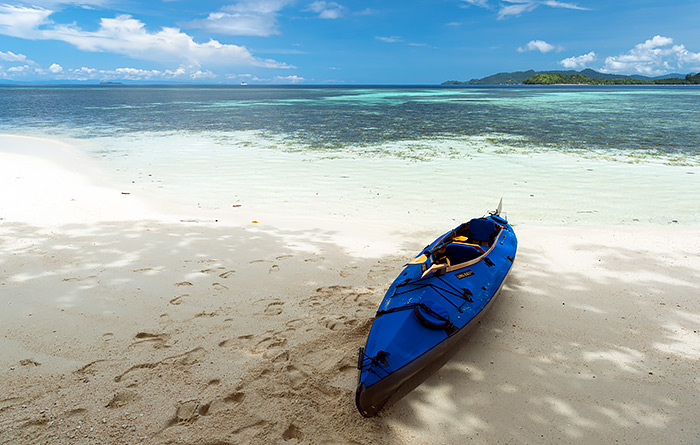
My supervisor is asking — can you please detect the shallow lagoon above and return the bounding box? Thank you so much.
[2,85,698,228]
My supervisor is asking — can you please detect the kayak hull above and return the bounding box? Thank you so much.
[356,213,516,417]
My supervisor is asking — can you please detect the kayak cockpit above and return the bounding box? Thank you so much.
[421,218,504,277]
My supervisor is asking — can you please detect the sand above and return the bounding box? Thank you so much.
[1,135,699,444]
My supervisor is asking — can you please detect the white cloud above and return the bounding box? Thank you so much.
[306,1,345,19]
[7,64,30,73]
[376,36,402,43]
[499,1,538,18]
[0,50,24,62]
[517,39,561,53]
[603,35,700,76]
[497,0,587,19]
[275,74,305,83]
[542,0,587,10]
[460,0,490,7]
[0,5,53,38]
[52,65,218,81]
[637,35,673,50]
[13,0,112,8]
[185,0,292,37]
[0,60,216,81]
[559,51,596,69]
[0,50,28,62]
[0,6,292,69]
[375,35,433,49]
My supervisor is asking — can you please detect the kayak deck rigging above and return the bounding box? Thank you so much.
[387,274,475,313]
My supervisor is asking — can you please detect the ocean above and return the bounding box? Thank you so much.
[1,85,699,227]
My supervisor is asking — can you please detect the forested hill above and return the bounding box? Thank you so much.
[523,72,700,85]
[443,69,699,85]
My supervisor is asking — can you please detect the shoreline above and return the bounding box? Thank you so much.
[1,134,699,443]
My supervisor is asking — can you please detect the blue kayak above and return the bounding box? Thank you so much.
[356,209,517,417]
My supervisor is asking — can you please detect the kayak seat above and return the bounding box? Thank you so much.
[468,218,496,246]
[444,244,482,265]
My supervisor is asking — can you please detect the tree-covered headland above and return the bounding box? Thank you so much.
[443,69,700,85]
[523,72,700,85]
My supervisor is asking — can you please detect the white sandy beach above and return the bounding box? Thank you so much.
[1,134,699,444]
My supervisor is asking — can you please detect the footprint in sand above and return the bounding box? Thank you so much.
[106,390,139,408]
[62,275,97,282]
[285,365,307,388]
[114,347,206,383]
[264,348,289,363]
[133,267,162,275]
[175,281,193,287]
[169,294,188,305]
[321,316,358,331]
[218,270,236,279]
[368,264,396,280]
[254,336,287,352]
[218,333,255,348]
[174,400,200,422]
[130,332,169,348]
[339,266,358,278]
[224,391,246,405]
[263,301,284,316]
[212,282,229,291]
[269,264,280,273]
[67,408,86,417]
[218,339,233,348]
[282,423,303,441]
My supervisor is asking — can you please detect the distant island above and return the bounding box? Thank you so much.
[443,69,700,85]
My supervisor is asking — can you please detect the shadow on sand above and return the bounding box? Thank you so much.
[1,221,698,443]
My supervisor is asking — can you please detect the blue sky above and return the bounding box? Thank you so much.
[1,0,699,83]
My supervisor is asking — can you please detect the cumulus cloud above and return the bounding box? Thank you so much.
[49,62,63,73]
[7,64,30,73]
[517,39,561,53]
[185,0,292,37]
[0,50,28,62]
[603,35,700,76]
[51,65,218,81]
[560,51,596,68]
[0,6,292,69]
[306,1,345,19]
[275,74,305,83]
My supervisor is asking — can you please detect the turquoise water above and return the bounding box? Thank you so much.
[1,85,699,227]
[1,85,699,162]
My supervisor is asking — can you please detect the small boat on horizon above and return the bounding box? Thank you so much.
[356,202,517,417]
[240,81,248,86]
